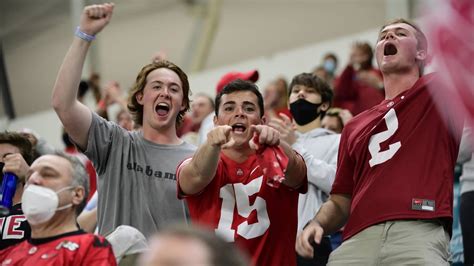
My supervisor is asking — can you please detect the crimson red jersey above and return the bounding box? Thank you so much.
[0,230,116,266]
[333,66,385,115]
[178,152,307,266]
[331,73,463,240]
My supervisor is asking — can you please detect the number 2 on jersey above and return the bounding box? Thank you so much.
[215,176,270,242]
[368,108,401,167]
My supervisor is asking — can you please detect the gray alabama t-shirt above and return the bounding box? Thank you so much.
[84,112,196,238]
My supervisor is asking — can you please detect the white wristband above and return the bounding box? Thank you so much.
[75,27,96,42]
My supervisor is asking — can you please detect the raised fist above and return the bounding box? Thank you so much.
[79,3,115,36]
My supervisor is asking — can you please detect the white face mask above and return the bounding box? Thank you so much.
[21,184,74,225]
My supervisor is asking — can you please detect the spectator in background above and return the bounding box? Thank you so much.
[0,131,34,249]
[77,80,91,103]
[178,79,307,266]
[0,152,116,265]
[312,65,329,84]
[77,79,110,120]
[198,69,259,145]
[98,81,137,131]
[297,19,463,265]
[269,73,339,265]
[458,126,474,265]
[321,108,344,134]
[104,81,128,111]
[322,53,338,79]
[18,129,56,160]
[78,75,109,120]
[333,42,384,115]
[151,50,167,64]
[62,131,97,201]
[88,72,102,104]
[321,108,353,134]
[263,76,292,121]
[51,3,196,238]
[139,224,249,266]
[116,109,134,131]
[313,53,339,87]
[96,81,129,122]
[179,93,214,145]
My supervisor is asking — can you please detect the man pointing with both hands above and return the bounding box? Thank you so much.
[177,79,308,266]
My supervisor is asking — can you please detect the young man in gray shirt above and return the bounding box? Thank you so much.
[52,3,196,238]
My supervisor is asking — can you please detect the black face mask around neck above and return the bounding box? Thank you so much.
[289,99,322,126]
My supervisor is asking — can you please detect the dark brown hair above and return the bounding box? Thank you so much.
[215,79,264,118]
[353,42,374,70]
[288,73,334,118]
[0,131,34,165]
[325,108,345,132]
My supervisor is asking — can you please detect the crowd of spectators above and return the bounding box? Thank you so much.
[0,3,471,266]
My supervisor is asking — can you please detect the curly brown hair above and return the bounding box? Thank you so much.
[127,60,191,127]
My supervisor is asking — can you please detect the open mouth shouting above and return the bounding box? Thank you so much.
[231,123,247,134]
[155,103,170,117]
[384,43,398,57]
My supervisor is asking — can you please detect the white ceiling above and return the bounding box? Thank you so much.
[1,0,420,117]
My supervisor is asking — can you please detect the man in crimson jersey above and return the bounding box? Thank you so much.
[177,79,308,266]
[0,152,116,265]
[296,18,463,265]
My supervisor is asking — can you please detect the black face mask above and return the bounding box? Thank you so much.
[290,99,322,126]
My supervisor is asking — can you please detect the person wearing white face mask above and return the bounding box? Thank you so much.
[0,152,116,265]
[21,184,76,225]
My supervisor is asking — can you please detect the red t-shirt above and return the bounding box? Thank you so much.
[178,152,307,266]
[0,230,116,265]
[331,73,463,240]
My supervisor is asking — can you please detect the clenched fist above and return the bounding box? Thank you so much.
[79,3,115,36]
[2,154,30,183]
